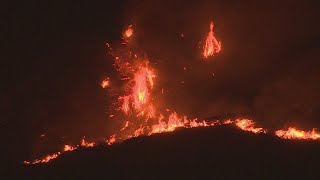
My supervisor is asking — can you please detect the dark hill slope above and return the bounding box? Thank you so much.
[17,126,320,179]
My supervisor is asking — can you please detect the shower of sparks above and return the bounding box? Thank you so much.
[24,21,320,166]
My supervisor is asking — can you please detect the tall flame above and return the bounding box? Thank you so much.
[133,66,152,109]
[203,21,221,58]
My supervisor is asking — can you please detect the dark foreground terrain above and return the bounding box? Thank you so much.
[13,126,320,179]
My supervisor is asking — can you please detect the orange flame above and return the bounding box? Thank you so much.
[203,21,221,58]
[223,119,233,124]
[101,79,110,88]
[124,25,133,39]
[132,65,155,110]
[120,121,130,131]
[80,138,95,147]
[275,127,320,140]
[107,134,116,145]
[235,119,266,134]
[120,96,130,114]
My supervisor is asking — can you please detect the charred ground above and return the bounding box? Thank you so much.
[15,126,320,179]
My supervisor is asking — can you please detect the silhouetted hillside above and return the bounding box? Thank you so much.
[16,126,320,179]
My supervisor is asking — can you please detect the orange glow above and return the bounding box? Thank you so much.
[235,119,266,134]
[223,119,233,124]
[80,138,95,147]
[64,145,77,152]
[124,25,133,38]
[120,96,130,114]
[203,21,221,58]
[132,64,155,110]
[275,127,320,140]
[120,121,130,131]
[132,126,145,137]
[107,134,116,145]
[101,79,110,88]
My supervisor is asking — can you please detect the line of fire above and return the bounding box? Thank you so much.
[23,22,320,165]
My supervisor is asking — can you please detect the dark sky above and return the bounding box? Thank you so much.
[4,0,320,165]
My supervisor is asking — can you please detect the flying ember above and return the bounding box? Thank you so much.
[203,21,222,58]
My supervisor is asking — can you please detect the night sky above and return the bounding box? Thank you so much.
[5,0,320,167]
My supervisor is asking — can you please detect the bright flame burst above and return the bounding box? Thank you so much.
[101,79,110,88]
[123,25,133,39]
[203,21,221,58]
[24,22,320,165]
[275,127,320,140]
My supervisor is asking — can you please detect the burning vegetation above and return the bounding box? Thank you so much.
[275,127,320,140]
[203,21,221,58]
[23,22,320,165]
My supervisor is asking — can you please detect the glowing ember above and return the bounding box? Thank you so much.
[124,25,133,38]
[132,126,145,137]
[64,145,77,152]
[132,64,155,110]
[120,121,130,131]
[80,138,95,147]
[275,127,320,140]
[101,79,110,88]
[120,96,130,115]
[235,119,266,134]
[107,134,116,145]
[24,152,61,165]
[117,61,156,119]
[203,21,221,58]
[223,119,233,124]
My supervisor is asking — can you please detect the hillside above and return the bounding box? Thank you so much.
[15,126,320,179]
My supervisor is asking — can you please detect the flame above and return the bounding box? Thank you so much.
[203,21,221,58]
[101,79,110,88]
[235,119,266,134]
[124,25,133,38]
[223,119,233,124]
[117,61,156,119]
[64,145,77,152]
[120,96,130,114]
[107,134,116,145]
[80,138,95,147]
[132,64,155,110]
[275,127,320,140]
[120,121,130,131]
